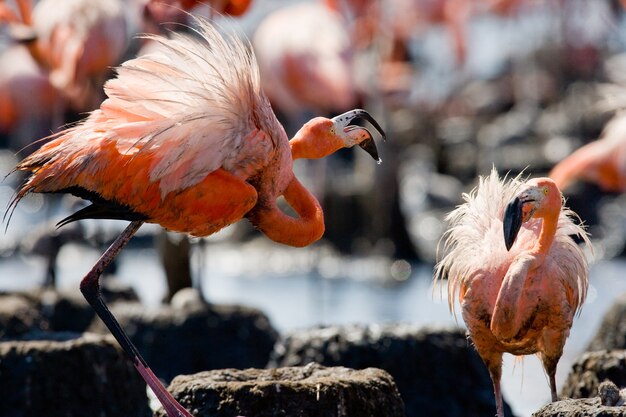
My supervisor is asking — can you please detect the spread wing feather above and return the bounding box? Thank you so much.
[12,17,284,208]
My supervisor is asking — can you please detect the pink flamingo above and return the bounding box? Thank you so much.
[435,170,590,417]
[549,114,626,192]
[0,44,62,146]
[178,0,252,15]
[8,18,385,417]
[252,1,359,122]
[0,0,128,112]
[143,0,253,27]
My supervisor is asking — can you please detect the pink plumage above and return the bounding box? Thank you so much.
[435,169,590,417]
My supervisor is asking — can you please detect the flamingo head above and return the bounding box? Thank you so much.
[503,178,561,251]
[290,109,386,162]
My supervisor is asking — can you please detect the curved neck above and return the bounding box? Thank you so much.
[289,139,307,160]
[531,209,559,264]
[249,176,324,247]
[289,129,343,161]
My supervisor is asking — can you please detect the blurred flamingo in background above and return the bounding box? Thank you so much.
[322,0,527,103]
[0,44,62,149]
[435,170,590,417]
[7,18,385,416]
[388,0,471,65]
[178,0,252,15]
[0,0,128,113]
[252,1,359,127]
[142,0,253,29]
[549,114,626,192]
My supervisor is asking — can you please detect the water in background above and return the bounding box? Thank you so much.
[1,235,625,417]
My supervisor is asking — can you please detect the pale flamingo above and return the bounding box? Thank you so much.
[549,113,626,192]
[0,44,62,147]
[7,19,385,417]
[325,0,470,64]
[143,0,252,28]
[178,0,252,15]
[252,1,358,122]
[435,170,590,417]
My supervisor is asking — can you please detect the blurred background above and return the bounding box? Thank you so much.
[2,0,626,416]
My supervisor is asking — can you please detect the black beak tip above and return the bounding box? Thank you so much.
[504,236,514,252]
[503,197,523,252]
[357,134,380,162]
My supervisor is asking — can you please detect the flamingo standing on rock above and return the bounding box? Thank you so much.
[7,19,385,417]
[435,170,590,417]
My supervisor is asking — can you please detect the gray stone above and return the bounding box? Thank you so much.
[0,283,139,338]
[268,324,514,417]
[0,293,43,338]
[561,350,626,400]
[0,332,150,417]
[89,299,279,382]
[532,397,626,417]
[156,362,405,417]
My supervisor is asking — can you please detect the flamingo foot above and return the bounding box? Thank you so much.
[135,361,193,417]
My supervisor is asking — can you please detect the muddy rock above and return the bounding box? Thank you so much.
[0,331,150,417]
[561,350,626,399]
[0,282,139,338]
[89,298,279,382]
[0,290,93,337]
[156,362,405,417]
[532,397,626,417]
[0,292,43,338]
[268,324,514,417]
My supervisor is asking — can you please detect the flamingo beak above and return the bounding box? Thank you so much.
[332,109,386,162]
[344,125,379,162]
[358,135,379,162]
[503,196,523,251]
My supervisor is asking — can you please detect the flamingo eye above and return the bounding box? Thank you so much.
[543,187,549,195]
[330,127,336,135]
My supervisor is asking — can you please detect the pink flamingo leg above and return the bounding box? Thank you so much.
[493,376,504,417]
[79,220,193,417]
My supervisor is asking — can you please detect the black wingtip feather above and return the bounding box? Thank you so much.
[56,203,148,229]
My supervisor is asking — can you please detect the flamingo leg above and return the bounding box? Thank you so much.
[549,372,558,402]
[79,220,193,417]
[539,331,562,403]
[542,354,559,402]
[481,349,504,417]
[492,375,504,417]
